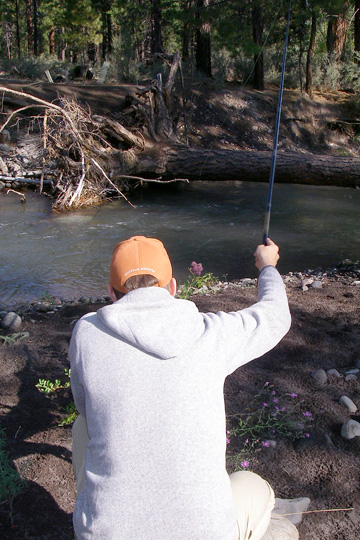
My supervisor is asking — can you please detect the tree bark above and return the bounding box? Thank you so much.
[182,0,192,61]
[195,0,211,77]
[252,5,264,91]
[326,2,349,60]
[355,0,360,58]
[305,11,316,96]
[15,0,21,58]
[151,0,164,54]
[26,0,34,55]
[127,146,360,188]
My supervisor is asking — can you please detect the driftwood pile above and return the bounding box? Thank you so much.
[0,53,186,211]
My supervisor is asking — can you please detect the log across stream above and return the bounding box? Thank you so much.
[1,181,359,309]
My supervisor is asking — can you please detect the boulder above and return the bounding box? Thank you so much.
[1,312,22,331]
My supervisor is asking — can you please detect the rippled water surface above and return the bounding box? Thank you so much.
[1,181,359,308]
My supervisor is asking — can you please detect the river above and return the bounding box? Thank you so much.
[1,181,359,309]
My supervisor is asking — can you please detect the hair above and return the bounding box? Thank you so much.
[112,274,170,300]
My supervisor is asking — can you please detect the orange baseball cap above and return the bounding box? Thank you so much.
[110,236,173,293]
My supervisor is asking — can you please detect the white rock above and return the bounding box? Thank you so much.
[341,419,360,439]
[274,497,311,526]
[1,312,22,331]
[351,281,360,286]
[346,368,359,375]
[339,396,358,413]
[311,368,328,384]
[310,281,322,289]
[327,369,341,377]
[345,374,357,382]
[262,514,299,540]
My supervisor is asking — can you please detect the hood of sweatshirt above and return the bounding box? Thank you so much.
[97,287,205,360]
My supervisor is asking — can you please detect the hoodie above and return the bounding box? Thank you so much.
[69,265,291,540]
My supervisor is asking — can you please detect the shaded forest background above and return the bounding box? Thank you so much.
[1,0,360,95]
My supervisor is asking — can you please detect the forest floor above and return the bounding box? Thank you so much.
[0,75,360,540]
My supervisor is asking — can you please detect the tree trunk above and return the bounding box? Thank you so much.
[151,0,164,54]
[305,11,316,96]
[326,2,349,60]
[195,0,211,76]
[182,0,192,61]
[127,146,360,188]
[252,5,264,91]
[33,0,38,56]
[355,0,360,58]
[15,0,21,58]
[26,0,34,55]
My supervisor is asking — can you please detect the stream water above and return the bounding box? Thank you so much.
[1,181,359,309]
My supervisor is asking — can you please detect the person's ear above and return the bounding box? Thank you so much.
[168,277,177,297]
[107,283,118,302]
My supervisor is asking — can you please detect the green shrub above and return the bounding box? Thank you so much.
[0,428,26,504]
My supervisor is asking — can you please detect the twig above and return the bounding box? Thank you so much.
[279,507,354,517]
[6,189,26,203]
[91,158,135,208]
[113,175,189,184]
[40,110,48,194]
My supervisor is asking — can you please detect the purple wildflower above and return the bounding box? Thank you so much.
[245,439,249,444]
[305,433,310,438]
[290,393,298,398]
[190,261,203,276]
[241,460,250,468]
[272,391,276,395]
[281,407,285,412]
[262,441,270,447]
[265,382,269,387]
[263,402,268,407]
[303,411,312,417]
[273,397,279,404]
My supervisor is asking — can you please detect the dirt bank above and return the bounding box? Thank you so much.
[0,272,359,540]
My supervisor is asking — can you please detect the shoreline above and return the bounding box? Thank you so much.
[1,261,359,321]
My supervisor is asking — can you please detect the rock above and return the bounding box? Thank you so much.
[345,374,357,382]
[351,280,360,286]
[37,303,53,313]
[0,181,5,191]
[1,312,22,331]
[274,497,311,525]
[327,368,341,377]
[339,396,358,413]
[311,368,328,384]
[262,513,299,540]
[346,368,359,375]
[341,419,360,439]
[301,278,313,287]
[310,280,322,289]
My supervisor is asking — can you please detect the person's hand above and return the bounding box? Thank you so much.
[254,238,280,271]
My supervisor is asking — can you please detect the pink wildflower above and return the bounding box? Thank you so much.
[190,261,203,276]
[241,460,250,468]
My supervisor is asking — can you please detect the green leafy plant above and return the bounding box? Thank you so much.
[41,290,55,304]
[226,382,312,470]
[0,427,26,506]
[36,368,78,425]
[0,332,29,346]
[178,261,218,300]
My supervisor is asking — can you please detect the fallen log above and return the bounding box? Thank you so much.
[130,146,360,188]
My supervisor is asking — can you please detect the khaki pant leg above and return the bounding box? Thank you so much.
[72,414,90,495]
[230,471,275,540]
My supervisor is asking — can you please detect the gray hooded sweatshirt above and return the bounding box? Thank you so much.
[69,265,291,540]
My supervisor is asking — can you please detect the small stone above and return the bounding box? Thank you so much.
[274,497,311,525]
[311,368,328,384]
[1,312,22,331]
[341,419,360,439]
[37,303,53,313]
[327,368,341,377]
[339,396,358,413]
[345,374,357,382]
[301,278,313,287]
[53,298,62,306]
[0,181,5,191]
[346,368,359,375]
[351,280,360,286]
[310,280,322,289]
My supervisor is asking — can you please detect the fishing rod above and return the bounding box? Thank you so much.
[263,0,291,245]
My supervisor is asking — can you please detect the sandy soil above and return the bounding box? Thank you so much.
[0,274,359,540]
